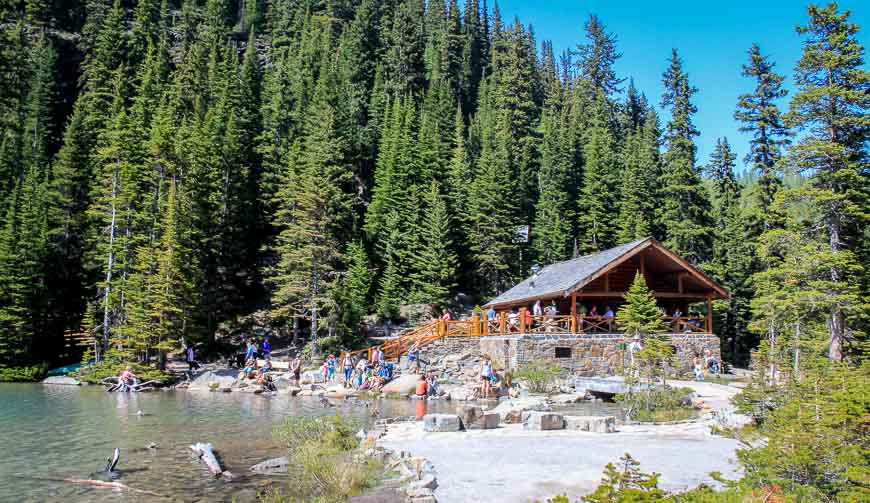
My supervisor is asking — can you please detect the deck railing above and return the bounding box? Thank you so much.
[342,314,710,364]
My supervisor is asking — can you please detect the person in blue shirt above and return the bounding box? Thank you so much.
[244,341,257,361]
[261,337,272,358]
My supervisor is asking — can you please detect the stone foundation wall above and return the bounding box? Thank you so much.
[421,333,720,377]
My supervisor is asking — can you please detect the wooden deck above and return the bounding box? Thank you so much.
[342,315,712,364]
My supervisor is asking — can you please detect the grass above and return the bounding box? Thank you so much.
[616,386,698,423]
[0,363,48,382]
[265,414,384,502]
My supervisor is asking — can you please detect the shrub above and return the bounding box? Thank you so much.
[0,363,48,382]
[617,386,696,423]
[514,360,566,393]
[73,361,173,385]
[270,414,381,501]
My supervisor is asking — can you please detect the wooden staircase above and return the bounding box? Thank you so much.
[340,320,443,364]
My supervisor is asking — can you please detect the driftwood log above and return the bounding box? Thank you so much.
[104,379,160,393]
[190,442,223,476]
[30,476,164,497]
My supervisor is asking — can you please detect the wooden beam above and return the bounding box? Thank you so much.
[706,295,713,333]
[604,272,610,292]
[677,272,685,293]
[565,239,654,295]
[570,292,577,332]
[576,290,711,299]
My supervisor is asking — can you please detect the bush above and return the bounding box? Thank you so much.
[0,363,48,382]
[617,386,696,423]
[73,361,174,385]
[270,414,381,502]
[514,360,566,393]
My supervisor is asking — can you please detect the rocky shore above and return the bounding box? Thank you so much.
[377,380,749,503]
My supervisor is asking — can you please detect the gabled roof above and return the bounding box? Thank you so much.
[483,238,727,308]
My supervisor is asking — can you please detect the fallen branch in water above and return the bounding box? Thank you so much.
[29,476,164,497]
[190,442,223,476]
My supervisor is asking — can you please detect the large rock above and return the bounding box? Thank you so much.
[188,369,238,391]
[490,397,551,424]
[271,375,293,391]
[42,376,80,385]
[522,411,564,431]
[250,456,290,474]
[549,392,586,404]
[564,415,616,433]
[382,374,421,396]
[326,385,357,399]
[423,413,461,432]
[456,405,500,430]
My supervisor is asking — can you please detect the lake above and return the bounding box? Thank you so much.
[0,383,619,502]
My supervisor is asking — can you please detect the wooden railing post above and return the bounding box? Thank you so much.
[570,292,577,333]
[519,308,526,333]
[471,314,479,336]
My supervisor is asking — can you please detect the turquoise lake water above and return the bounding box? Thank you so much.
[0,383,620,502]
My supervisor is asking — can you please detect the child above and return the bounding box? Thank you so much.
[320,360,329,382]
[326,354,336,381]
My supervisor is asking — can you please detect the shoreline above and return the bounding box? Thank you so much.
[377,380,748,503]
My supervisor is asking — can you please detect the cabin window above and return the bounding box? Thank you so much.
[555,347,571,358]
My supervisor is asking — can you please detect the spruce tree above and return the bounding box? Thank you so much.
[573,14,624,98]
[412,181,458,309]
[577,92,618,253]
[658,49,713,264]
[617,272,667,337]
[617,107,660,242]
[735,44,790,234]
[783,4,869,360]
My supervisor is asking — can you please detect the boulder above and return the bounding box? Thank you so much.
[549,392,586,404]
[422,413,461,432]
[188,369,238,391]
[326,385,357,399]
[456,405,499,430]
[299,370,325,384]
[564,415,616,433]
[271,375,293,391]
[490,397,551,424]
[41,376,80,386]
[250,456,290,474]
[382,374,422,396]
[522,411,565,431]
[406,473,438,491]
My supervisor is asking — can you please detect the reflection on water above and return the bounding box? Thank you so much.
[0,384,621,502]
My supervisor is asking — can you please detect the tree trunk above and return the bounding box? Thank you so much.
[100,168,119,361]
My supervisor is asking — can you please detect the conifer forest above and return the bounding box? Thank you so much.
[0,0,868,378]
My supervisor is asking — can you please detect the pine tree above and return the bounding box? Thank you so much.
[573,14,624,98]
[617,272,667,337]
[735,44,790,234]
[270,66,351,339]
[577,92,618,253]
[617,107,660,242]
[784,3,869,360]
[658,49,713,264]
[707,138,755,364]
[412,181,458,308]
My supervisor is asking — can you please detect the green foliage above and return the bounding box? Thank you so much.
[73,361,173,385]
[617,273,667,337]
[582,453,669,502]
[270,414,380,501]
[0,363,48,382]
[514,360,565,393]
[616,386,696,423]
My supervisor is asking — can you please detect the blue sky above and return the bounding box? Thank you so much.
[494,0,869,172]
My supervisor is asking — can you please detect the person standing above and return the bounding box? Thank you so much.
[186,345,199,371]
[326,354,336,381]
[407,343,419,371]
[533,300,543,317]
[261,337,272,359]
[290,355,302,384]
[480,357,493,398]
[343,353,354,385]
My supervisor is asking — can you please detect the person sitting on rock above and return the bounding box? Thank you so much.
[242,358,257,379]
[118,366,138,390]
[426,371,439,397]
[415,374,428,398]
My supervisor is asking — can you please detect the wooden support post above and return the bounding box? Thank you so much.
[677,272,685,293]
[484,314,489,336]
[519,308,526,333]
[499,312,506,334]
[604,273,610,292]
[471,314,479,336]
[570,292,577,333]
[706,295,713,333]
